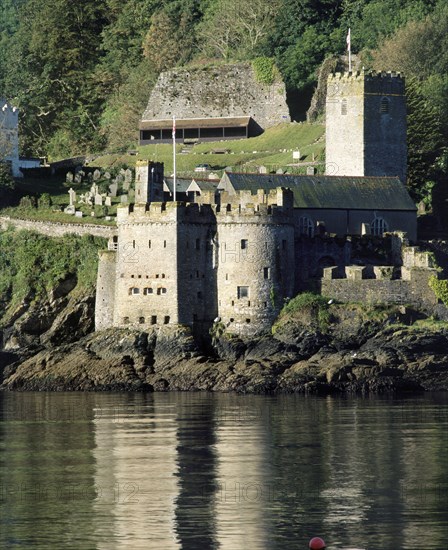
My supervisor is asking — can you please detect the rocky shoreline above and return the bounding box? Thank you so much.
[2,287,448,394]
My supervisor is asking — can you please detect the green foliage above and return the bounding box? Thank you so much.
[277,291,331,332]
[38,192,52,208]
[252,57,277,84]
[429,276,448,306]
[0,162,15,189]
[0,228,105,322]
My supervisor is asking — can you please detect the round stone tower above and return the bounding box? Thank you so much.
[216,190,295,336]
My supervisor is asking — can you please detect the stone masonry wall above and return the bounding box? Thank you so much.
[141,63,291,129]
[95,250,116,331]
[0,216,116,239]
[325,71,406,182]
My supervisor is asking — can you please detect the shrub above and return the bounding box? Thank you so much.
[429,276,448,305]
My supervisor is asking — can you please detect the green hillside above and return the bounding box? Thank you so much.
[94,122,325,177]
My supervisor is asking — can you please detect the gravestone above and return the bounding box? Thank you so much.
[307,166,316,175]
[109,182,118,197]
[75,211,83,218]
[120,195,128,204]
[93,169,101,181]
[68,187,76,205]
[105,196,112,207]
[124,169,133,185]
[293,150,301,160]
[74,173,82,184]
[94,194,103,206]
[258,166,267,174]
[64,205,75,215]
[66,172,74,184]
[104,172,111,180]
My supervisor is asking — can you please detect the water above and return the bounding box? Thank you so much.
[1,392,448,549]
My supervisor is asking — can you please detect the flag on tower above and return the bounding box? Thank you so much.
[346,28,351,52]
[172,115,176,139]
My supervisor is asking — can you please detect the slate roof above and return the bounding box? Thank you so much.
[139,117,251,130]
[219,173,416,211]
[164,177,192,193]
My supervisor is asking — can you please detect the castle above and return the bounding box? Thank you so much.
[95,71,427,337]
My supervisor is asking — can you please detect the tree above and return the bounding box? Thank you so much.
[405,77,443,203]
[197,0,281,60]
[142,10,195,73]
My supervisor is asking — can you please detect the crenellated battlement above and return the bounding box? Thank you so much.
[328,70,403,81]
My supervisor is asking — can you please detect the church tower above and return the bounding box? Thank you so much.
[135,160,164,203]
[325,71,407,183]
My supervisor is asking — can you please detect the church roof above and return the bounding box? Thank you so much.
[219,173,416,211]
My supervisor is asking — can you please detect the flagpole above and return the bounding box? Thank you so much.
[172,115,177,202]
[347,28,352,72]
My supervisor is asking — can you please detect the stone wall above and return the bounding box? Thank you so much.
[325,71,406,182]
[95,250,116,331]
[141,63,290,130]
[0,216,116,239]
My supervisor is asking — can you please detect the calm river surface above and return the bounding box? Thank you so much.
[1,392,448,549]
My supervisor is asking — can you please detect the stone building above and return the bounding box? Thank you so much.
[0,98,20,177]
[95,70,422,337]
[325,71,407,183]
[139,63,290,144]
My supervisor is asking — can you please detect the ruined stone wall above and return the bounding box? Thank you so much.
[141,63,290,129]
[95,250,116,331]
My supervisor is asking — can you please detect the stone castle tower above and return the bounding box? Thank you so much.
[134,160,164,203]
[95,188,295,337]
[325,71,407,183]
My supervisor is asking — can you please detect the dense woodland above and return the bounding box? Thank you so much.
[0,0,447,202]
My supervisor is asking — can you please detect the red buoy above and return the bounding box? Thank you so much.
[309,537,326,549]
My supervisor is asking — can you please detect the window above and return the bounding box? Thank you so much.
[282,240,287,250]
[156,274,159,278]
[164,240,167,248]
[264,267,270,279]
[230,318,234,323]
[139,317,145,324]
[129,287,140,295]
[246,318,251,324]
[371,217,389,236]
[162,274,165,279]
[143,287,153,295]
[238,286,249,299]
[148,240,151,248]
[299,216,315,237]
[380,97,390,114]
[138,275,142,278]
[132,240,136,249]
[164,316,170,325]
[151,316,157,325]
[341,98,347,115]
[241,239,248,250]
[162,288,167,294]
[197,291,203,299]
[196,238,200,250]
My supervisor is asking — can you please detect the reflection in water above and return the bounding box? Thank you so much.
[1,392,448,549]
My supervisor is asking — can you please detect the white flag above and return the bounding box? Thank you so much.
[346,28,351,52]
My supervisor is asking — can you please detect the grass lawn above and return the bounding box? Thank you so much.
[1,122,325,224]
